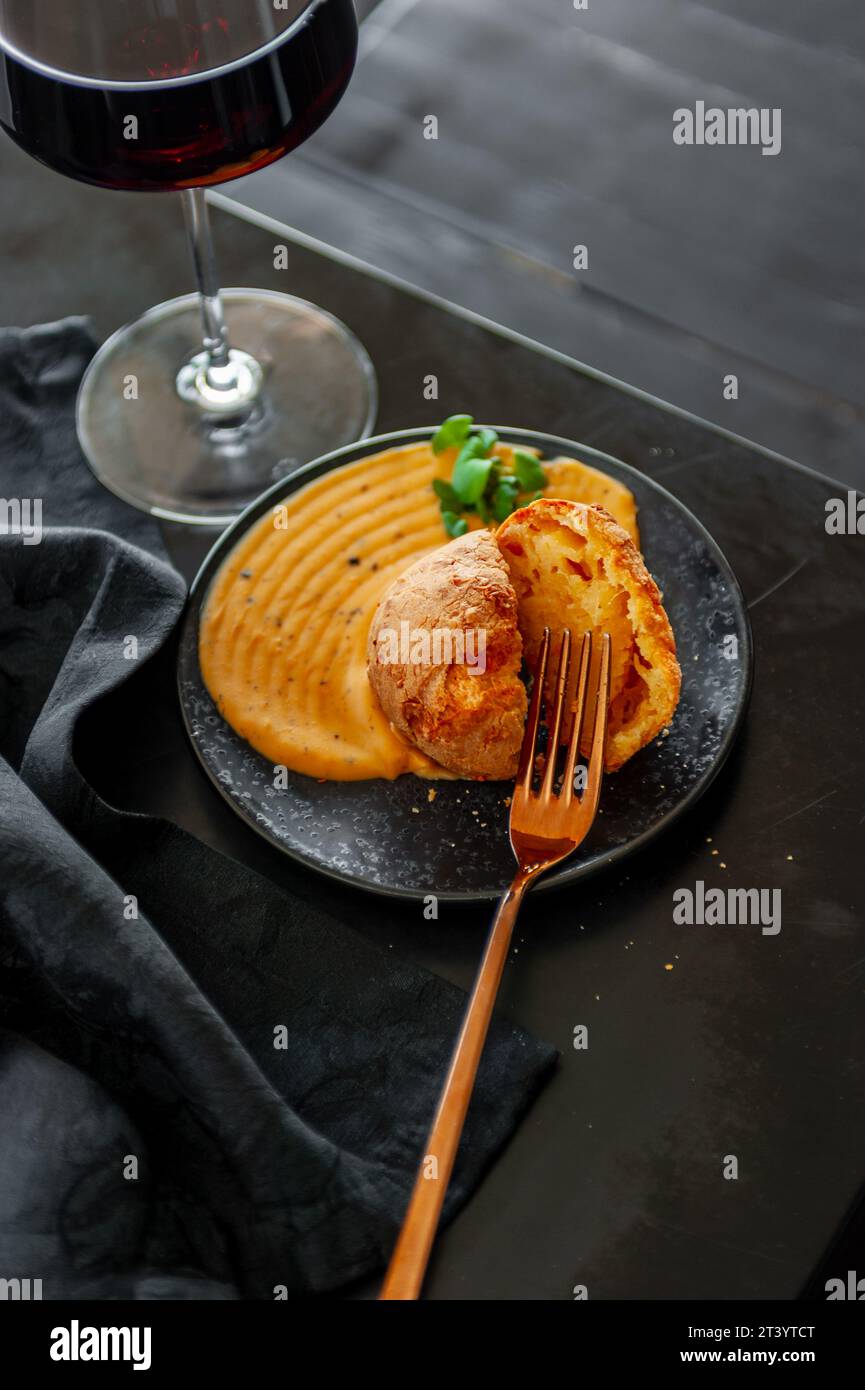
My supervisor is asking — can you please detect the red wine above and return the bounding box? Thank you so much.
[0,0,357,191]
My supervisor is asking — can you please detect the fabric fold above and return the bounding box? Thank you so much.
[0,320,556,1299]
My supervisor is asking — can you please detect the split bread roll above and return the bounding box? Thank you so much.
[366,529,528,780]
[366,499,681,778]
[497,500,681,771]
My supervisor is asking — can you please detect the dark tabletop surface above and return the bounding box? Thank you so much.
[6,0,865,488]
[231,0,865,489]
[62,199,865,1301]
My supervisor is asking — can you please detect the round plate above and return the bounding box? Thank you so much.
[177,427,753,901]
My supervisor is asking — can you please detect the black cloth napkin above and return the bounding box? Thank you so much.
[0,320,557,1300]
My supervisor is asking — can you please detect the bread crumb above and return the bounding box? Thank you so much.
[786,854,793,861]
[411,806,420,814]
[664,963,674,971]
[427,789,437,802]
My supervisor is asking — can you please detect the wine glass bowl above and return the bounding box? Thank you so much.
[0,0,376,523]
[0,0,358,190]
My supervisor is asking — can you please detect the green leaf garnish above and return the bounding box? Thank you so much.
[513,449,547,492]
[454,434,488,462]
[492,477,521,522]
[432,414,473,455]
[432,478,461,512]
[452,451,494,505]
[429,417,548,537]
[475,427,498,455]
[441,511,469,538]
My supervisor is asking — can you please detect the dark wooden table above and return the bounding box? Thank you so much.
[231,0,865,487]
[5,0,865,484]
[73,197,865,1301]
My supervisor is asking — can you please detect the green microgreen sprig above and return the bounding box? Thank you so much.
[430,415,547,537]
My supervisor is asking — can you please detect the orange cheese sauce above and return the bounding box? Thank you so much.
[199,442,638,781]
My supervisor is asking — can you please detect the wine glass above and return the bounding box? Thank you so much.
[0,0,376,524]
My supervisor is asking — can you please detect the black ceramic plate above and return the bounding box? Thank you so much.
[177,427,752,900]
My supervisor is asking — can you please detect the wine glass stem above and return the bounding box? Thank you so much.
[182,188,232,372]
[177,189,264,412]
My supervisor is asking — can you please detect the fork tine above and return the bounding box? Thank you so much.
[561,632,593,799]
[515,627,550,793]
[580,633,611,819]
[540,629,571,800]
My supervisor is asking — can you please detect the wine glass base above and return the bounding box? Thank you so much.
[76,289,378,525]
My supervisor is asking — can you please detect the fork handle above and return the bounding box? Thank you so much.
[379,869,534,1300]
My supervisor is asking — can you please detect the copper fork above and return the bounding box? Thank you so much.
[379,627,612,1300]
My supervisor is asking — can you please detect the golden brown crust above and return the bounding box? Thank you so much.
[543,455,639,545]
[366,529,528,779]
[497,499,681,770]
[366,498,680,780]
